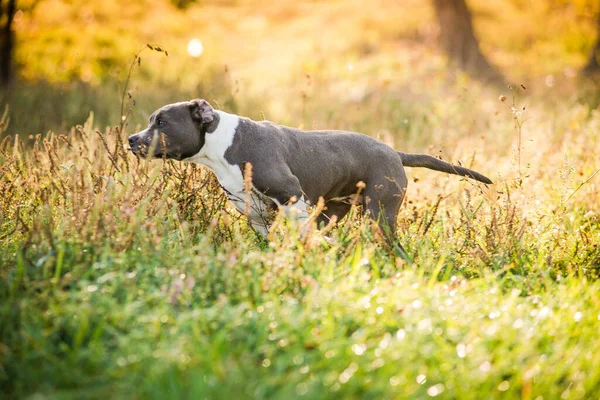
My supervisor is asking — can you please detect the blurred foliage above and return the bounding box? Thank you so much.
[3,0,600,135]
[170,0,199,9]
[10,0,600,86]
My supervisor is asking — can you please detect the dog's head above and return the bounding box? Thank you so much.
[128,99,217,160]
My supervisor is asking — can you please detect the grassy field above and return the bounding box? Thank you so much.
[2,0,600,398]
[1,81,600,398]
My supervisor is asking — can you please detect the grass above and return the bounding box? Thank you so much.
[2,0,600,398]
[1,76,600,398]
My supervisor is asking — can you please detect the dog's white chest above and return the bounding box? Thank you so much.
[210,160,245,195]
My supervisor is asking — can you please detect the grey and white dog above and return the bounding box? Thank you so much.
[128,99,492,240]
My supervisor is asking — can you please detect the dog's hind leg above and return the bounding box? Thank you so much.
[363,172,407,243]
[317,201,352,227]
[364,195,401,240]
[364,192,408,258]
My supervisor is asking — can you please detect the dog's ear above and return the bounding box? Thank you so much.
[189,99,215,125]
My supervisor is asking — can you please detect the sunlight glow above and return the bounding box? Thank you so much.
[187,39,204,57]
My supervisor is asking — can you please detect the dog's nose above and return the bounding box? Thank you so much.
[128,135,138,147]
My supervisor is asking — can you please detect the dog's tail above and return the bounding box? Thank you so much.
[398,152,493,184]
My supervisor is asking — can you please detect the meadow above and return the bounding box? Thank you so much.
[1,0,600,398]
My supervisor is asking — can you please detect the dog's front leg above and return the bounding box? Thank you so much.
[247,197,308,239]
[282,195,319,240]
[250,221,270,238]
[281,195,310,221]
[249,164,315,239]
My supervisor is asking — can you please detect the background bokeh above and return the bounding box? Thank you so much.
[3,0,600,135]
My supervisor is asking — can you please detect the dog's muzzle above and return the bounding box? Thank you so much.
[128,134,143,155]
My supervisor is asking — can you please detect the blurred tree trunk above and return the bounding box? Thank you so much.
[583,11,600,75]
[0,0,17,88]
[432,0,503,83]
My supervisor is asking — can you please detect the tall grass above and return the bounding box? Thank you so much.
[1,71,600,398]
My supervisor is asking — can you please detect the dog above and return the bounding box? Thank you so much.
[128,99,492,241]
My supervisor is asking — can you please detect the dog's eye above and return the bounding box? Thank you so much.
[157,119,165,127]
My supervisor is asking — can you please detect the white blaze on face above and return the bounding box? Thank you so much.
[187,39,204,57]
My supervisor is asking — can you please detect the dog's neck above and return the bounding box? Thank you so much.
[183,110,239,167]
